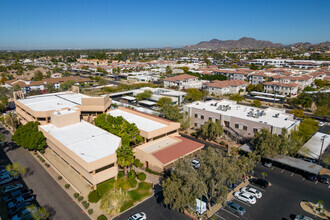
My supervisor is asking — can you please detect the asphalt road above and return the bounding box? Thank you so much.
[214,164,330,220]
[0,125,89,220]
[113,191,191,220]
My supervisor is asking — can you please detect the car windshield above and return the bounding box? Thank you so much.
[239,206,244,211]
[249,196,254,199]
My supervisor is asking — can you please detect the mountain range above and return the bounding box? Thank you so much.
[183,37,330,49]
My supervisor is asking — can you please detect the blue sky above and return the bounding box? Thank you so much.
[0,0,329,49]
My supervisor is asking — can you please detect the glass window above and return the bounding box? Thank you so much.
[243,126,247,131]
[235,124,239,129]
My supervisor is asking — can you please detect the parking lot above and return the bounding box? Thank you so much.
[213,164,330,220]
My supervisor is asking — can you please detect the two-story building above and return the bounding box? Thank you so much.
[163,74,203,89]
[205,80,249,96]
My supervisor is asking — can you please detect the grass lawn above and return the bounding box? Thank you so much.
[120,182,152,212]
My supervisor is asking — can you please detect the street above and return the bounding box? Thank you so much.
[0,125,89,220]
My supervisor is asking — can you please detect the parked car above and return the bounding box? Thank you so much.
[225,201,246,216]
[0,183,23,194]
[306,174,318,182]
[8,201,35,217]
[249,178,269,188]
[263,161,272,168]
[191,159,200,169]
[318,175,329,184]
[3,189,33,203]
[11,206,37,220]
[294,215,313,220]
[128,212,147,220]
[302,158,317,164]
[0,175,16,185]
[318,122,324,127]
[233,192,256,205]
[7,194,36,209]
[240,187,262,199]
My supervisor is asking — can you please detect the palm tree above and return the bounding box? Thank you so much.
[116,145,134,176]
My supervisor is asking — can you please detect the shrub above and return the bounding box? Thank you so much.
[127,170,136,179]
[65,184,70,189]
[120,200,134,212]
[82,201,90,209]
[97,214,107,220]
[37,155,45,162]
[57,176,62,180]
[128,178,137,188]
[137,172,146,181]
[134,159,143,168]
[145,167,161,176]
[88,209,93,215]
[45,163,50,168]
[88,190,100,203]
[96,178,115,197]
[39,148,45,154]
[73,193,79,198]
[117,171,124,179]
[78,196,83,202]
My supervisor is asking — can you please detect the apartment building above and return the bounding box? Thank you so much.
[184,100,299,138]
[263,82,299,96]
[163,74,203,89]
[205,80,249,96]
[248,72,268,85]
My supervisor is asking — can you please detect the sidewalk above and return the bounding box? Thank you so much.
[133,166,160,186]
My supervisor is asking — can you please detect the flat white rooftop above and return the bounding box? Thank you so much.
[108,109,166,132]
[40,121,121,163]
[300,132,330,159]
[18,92,89,112]
[139,136,178,153]
[185,100,298,129]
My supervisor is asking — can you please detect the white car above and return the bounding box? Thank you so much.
[240,187,262,199]
[233,192,256,205]
[318,122,324,127]
[191,159,200,168]
[128,212,147,220]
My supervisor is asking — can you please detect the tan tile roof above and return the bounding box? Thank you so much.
[164,74,198,82]
[5,77,90,88]
[264,82,299,88]
[206,80,249,88]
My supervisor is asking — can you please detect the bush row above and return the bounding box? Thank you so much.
[145,167,161,176]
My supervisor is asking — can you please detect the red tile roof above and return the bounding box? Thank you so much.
[264,82,299,88]
[152,136,204,165]
[206,80,249,88]
[164,74,198,82]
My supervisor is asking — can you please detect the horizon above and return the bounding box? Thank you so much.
[0,0,330,50]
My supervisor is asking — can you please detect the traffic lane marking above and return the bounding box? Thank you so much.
[220,208,240,218]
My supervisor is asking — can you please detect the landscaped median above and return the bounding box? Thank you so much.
[87,170,153,218]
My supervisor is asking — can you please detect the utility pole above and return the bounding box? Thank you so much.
[319,135,327,164]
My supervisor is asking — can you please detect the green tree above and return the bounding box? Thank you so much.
[98,78,108,86]
[199,119,223,141]
[255,84,264,92]
[165,66,172,75]
[322,154,330,166]
[162,105,181,122]
[94,114,143,146]
[179,112,191,131]
[252,128,282,158]
[6,162,26,177]
[33,70,44,81]
[135,90,153,101]
[46,83,56,93]
[60,80,75,91]
[28,204,50,220]
[0,133,5,143]
[97,67,103,72]
[290,109,304,117]
[157,97,172,107]
[314,79,327,88]
[229,93,244,102]
[185,88,204,102]
[252,99,262,107]
[11,121,46,151]
[116,145,134,176]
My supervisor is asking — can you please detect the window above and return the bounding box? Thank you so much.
[209,117,212,121]
[201,115,204,120]
[95,163,114,173]
[195,114,198,118]
[253,128,258,133]
[235,124,239,129]
[194,123,198,127]
[243,126,247,131]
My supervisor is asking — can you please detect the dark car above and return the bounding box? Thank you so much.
[8,201,35,217]
[226,201,246,216]
[306,174,318,182]
[318,175,329,184]
[3,189,33,203]
[249,178,269,188]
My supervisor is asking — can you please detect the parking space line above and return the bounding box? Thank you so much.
[248,184,265,192]
[315,181,318,185]
[233,198,251,207]
[215,213,226,220]
[291,173,294,176]
[281,169,285,173]
[220,208,240,218]
[271,166,275,170]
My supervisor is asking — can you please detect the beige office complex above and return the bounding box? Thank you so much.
[14,91,204,188]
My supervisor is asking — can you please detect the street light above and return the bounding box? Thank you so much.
[319,135,327,164]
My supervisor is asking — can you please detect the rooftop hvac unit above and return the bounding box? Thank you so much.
[214,103,218,106]
[210,103,214,106]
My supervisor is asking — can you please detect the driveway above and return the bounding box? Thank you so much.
[0,125,89,220]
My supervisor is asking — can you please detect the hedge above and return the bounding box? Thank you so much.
[88,190,100,203]
[145,167,161,176]
[134,159,143,168]
[97,215,107,220]
[137,172,146,181]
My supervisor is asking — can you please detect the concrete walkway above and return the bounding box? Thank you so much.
[133,166,160,186]
[43,148,92,196]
